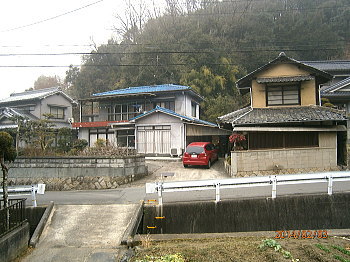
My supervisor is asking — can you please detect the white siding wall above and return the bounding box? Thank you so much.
[135,112,184,155]
[40,94,74,128]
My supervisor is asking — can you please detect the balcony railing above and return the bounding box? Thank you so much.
[0,199,26,237]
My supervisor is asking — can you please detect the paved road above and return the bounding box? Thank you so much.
[29,160,350,206]
[22,204,138,262]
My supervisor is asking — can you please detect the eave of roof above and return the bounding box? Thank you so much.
[0,87,77,105]
[217,105,346,126]
[256,75,314,84]
[321,76,350,94]
[302,60,350,72]
[0,107,38,121]
[72,120,129,128]
[80,84,203,102]
[130,106,218,127]
[236,53,333,91]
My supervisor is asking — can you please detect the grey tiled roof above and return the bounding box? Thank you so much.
[237,53,333,89]
[321,77,350,96]
[302,61,350,72]
[0,107,38,121]
[256,75,314,83]
[218,106,346,125]
[0,87,77,105]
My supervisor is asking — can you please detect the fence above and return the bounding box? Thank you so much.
[146,171,350,205]
[0,199,26,237]
[0,184,45,207]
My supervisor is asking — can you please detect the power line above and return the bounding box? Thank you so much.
[187,4,350,16]
[0,0,104,33]
[0,39,347,49]
[0,46,342,57]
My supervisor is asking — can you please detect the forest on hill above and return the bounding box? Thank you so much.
[65,0,350,122]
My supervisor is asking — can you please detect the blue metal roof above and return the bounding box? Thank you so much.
[130,106,218,127]
[93,84,192,97]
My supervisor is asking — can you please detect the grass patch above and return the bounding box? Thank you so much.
[334,254,350,262]
[131,236,350,262]
[315,243,331,253]
[332,245,350,256]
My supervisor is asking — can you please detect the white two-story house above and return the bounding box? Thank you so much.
[73,84,230,156]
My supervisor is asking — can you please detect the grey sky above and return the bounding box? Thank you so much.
[0,0,160,99]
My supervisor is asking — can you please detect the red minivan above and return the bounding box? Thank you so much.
[182,142,219,168]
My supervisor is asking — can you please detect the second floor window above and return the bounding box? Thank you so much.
[266,85,300,106]
[191,102,197,117]
[108,103,141,121]
[50,106,65,119]
[154,101,175,111]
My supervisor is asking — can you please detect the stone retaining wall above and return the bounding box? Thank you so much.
[8,155,147,190]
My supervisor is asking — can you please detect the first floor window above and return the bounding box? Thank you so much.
[117,129,135,148]
[248,132,319,150]
[50,106,65,119]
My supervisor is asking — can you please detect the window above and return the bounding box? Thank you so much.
[266,85,300,106]
[154,101,175,111]
[108,102,143,121]
[50,106,65,119]
[191,102,197,117]
[117,129,135,148]
[248,132,319,150]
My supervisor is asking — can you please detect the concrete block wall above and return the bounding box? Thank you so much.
[8,155,147,190]
[0,222,29,262]
[231,147,338,177]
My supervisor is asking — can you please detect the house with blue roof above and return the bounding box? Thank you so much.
[73,84,230,156]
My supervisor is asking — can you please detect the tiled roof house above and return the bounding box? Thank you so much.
[0,87,77,130]
[218,53,347,176]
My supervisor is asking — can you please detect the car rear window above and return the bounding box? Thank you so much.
[186,146,204,154]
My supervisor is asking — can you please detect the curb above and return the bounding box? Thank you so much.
[121,201,144,247]
[29,201,54,247]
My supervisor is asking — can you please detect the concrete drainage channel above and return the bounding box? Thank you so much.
[121,193,350,260]
[1,201,54,262]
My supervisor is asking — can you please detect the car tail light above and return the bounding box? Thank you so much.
[199,153,207,157]
[184,152,190,157]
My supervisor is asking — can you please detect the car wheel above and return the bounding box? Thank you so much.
[206,160,211,169]
[184,164,188,168]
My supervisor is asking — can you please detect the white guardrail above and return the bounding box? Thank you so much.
[146,172,350,205]
[0,184,46,207]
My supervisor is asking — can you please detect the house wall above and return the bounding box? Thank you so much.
[135,112,184,155]
[175,92,200,118]
[231,132,338,177]
[252,63,317,108]
[95,92,200,122]
[44,94,73,128]
[77,128,89,142]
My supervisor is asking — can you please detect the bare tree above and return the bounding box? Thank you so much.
[114,0,152,43]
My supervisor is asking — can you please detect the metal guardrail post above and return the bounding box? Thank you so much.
[328,175,333,195]
[31,185,37,207]
[271,176,277,199]
[157,182,163,206]
[215,182,221,203]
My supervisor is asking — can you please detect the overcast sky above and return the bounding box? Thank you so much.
[0,0,162,99]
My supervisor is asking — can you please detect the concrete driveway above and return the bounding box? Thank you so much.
[123,158,229,187]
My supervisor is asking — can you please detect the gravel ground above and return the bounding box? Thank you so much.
[121,158,229,188]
